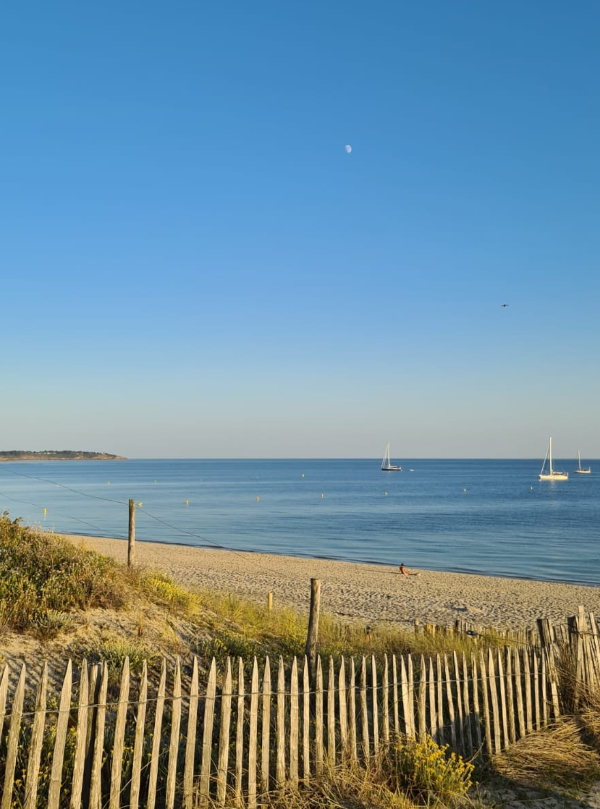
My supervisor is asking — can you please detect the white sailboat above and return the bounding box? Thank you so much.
[539,437,568,480]
[381,443,402,472]
[574,450,591,475]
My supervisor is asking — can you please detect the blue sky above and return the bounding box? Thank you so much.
[1,1,599,458]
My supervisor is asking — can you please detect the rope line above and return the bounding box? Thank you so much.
[0,670,556,721]
[0,465,129,506]
[1,644,568,721]
[0,489,121,537]
[0,465,310,580]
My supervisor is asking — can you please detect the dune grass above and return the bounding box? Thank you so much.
[491,718,600,791]
[0,512,131,631]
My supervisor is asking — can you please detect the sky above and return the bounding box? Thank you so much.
[1,1,599,458]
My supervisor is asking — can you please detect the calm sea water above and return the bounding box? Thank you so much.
[0,459,598,585]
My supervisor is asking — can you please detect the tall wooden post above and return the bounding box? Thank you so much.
[305,579,321,685]
[128,499,136,568]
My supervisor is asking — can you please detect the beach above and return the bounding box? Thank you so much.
[65,535,600,630]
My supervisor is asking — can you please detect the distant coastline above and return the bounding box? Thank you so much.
[0,450,127,462]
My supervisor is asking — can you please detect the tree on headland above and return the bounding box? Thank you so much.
[0,450,127,461]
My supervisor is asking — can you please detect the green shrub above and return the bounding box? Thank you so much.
[394,735,474,806]
[142,572,198,615]
[32,609,75,640]
[84,638,156,675]
[0,513,129,631]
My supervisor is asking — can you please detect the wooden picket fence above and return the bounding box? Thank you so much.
[0,609,598,808]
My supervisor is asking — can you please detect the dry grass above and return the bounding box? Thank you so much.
[492,718,600,791]
[201,748,476,809]
[579,683,600,752]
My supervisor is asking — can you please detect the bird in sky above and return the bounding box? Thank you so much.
[501,303,509,307]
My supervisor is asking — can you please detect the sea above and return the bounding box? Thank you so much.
[0,459,598,586]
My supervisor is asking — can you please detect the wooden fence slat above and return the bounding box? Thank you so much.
[288,657,299,789]
[276,657,286,786]
[249,657,260,807]
[371,656,379,754]
[547,645,561,719]
[407,655,416,740]
[129,661,147,809]
[147,659,167,809]
[1,663,26,809]
[533,650,540,730]
[436,655,444,745]
[417,656,426,742]
[109,657,130,809]
[496,649,508,750]
[89,663,109,809]
[348,657,358,764]
[70,661,90,809]
[315,657,324,774]
[392,655,400,738]
[235,658,246,800]
[578,607,590,686]
[573,609,585,706]
[360,656,369,760]
[504,648,516,745]
[84,662,100,799]
[328,657,336,766]
[470,653,482,753]
[403,655,415,739]
[183,657,199,809]
[487,649,501,755]
[427,658,437,743]
[444,655,456,750]
[302,658,310,781]
[261,657,272,793]
[479,651,492,758]
[198,657,217,806]
[589,612,600,685]
[541,651,548,728]
[523,647,533,733]
[513,648,526,739]
[383,654,390,744]
[581,616,596,689]
[217,658,233,806]
[338,657,348,755]
[166,657,182,809]
[461,653,473,756]
[24,663,48,809]
[453,652,465,755]
[589,612,600,668]
[48,659,73,809]
[111,659,131,808]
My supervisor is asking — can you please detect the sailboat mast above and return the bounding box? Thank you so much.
[549,436,553,474]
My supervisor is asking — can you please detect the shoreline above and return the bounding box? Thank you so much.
[63,534,600,630]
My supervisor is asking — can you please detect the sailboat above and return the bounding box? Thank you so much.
[574,450,591,475]
[539,437,568,480]
[381,443,402,471]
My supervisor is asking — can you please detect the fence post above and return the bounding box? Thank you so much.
[128,500,136,567]
[305,579,321,685]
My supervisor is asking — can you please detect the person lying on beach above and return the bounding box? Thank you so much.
[399,563,420,577]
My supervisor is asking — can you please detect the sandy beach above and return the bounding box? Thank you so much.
[64,534,600,631]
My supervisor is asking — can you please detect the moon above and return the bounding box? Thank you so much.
[344,144,352,154]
